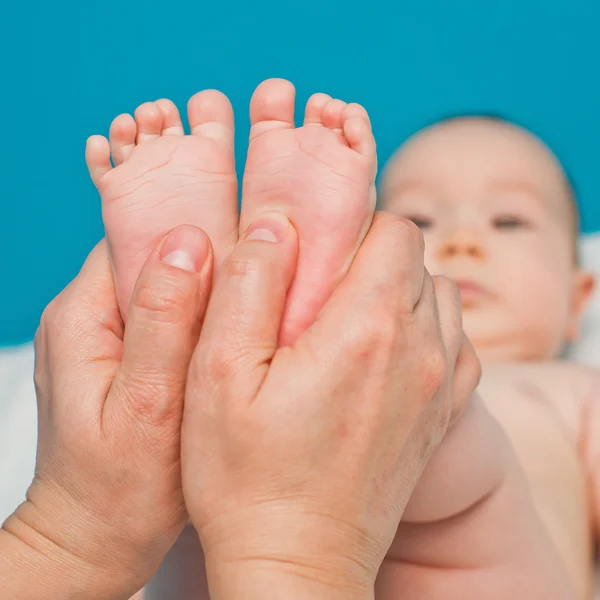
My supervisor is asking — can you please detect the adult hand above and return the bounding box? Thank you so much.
[1,226,213,600]
[182,211,480,600]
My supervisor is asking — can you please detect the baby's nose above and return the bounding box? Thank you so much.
[438,227,486,260]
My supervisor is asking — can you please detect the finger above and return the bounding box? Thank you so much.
[106,225,213,430]
[39,239,121,368]
[414,268,436,317]
[431,275,463,366]
[189,212,299,403]
[35,240,121,418]
[60,239,116,305]
[309,212,425,335]
[411,269,438,336]
[450,335,482,425]
[412,274,464,432]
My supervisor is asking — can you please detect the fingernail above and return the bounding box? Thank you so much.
[161,226,210,273]
[243,212,290,243]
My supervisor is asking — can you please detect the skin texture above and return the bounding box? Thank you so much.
[381,118,594,361]
[89,84,573,598]
[87,78,377,347]
[382,117,599,599]
[139,110,572,598]
[0,213,480,600]
[182,212,480,599]
[0,228,215,600]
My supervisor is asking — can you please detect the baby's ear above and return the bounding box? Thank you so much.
[566,269,596,341]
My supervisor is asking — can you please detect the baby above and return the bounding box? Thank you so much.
[380,116,600,599]
[86,81,579,598]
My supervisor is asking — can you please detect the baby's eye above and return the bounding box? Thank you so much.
[407,216,434,230]
[492,215,529,230]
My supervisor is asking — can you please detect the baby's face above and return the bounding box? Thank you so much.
[382,119,594,361]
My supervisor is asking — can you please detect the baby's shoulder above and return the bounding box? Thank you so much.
[481,361,600,443]
[536,361,600,398]
[484,361,599,400]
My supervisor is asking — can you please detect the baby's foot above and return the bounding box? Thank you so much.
[86,91,239,317]
[241,79,377,346]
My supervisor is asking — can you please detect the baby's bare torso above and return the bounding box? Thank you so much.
[145,361,597,600]
[480,361,595,599]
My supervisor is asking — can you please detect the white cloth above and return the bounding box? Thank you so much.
[0,343,37,523]
[568,234,600,366]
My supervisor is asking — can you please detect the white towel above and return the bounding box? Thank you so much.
[0,343,37,523]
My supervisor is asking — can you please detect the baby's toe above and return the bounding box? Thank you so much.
[156,98,184,136]
[109,114,136,166]
[86,135,112,187]
[134,102,164,143]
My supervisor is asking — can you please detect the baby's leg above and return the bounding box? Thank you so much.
[377,396,574,599]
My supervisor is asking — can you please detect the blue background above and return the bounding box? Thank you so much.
[1,0,599,345]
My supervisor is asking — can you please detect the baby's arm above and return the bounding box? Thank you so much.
[401,394,506,525]
[582,379,600,546]
[377,394,573,599]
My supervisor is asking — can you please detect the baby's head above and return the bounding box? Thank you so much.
[381,116,595,362]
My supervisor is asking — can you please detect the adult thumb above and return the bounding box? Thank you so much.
[188,212,298,403]
[106,225,213,432]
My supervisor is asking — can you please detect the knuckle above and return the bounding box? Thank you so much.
[37,293,73,347]
[373,211,423,250]
[221,252,265,283]
[434,275,463,331]
[464,345,483,390]
[132,273,192,324]
[438,391,454,435]
[450,342,482,424]
[34,320,46,353]
[347,313,399,362]
[116,368,182,429]
[33,292,81,394]
[433,275,459,300]
[419,418,444,464]
[470,350,483,383]
[371,316,399,351]
[39,297,61,331]
[203,343,238,383]
[32,349,47,395]
[39,283,89,339]
[419,346,447,400]
[345,330,372,362]
[392,215,425,253]
[185,356,205,395]
[435,276,462,316]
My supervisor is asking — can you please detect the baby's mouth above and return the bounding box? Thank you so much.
[453,279,489,307]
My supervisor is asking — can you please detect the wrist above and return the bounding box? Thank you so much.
[1,515,125,600]
[204,554,375,600]
[1,498,147,600]
[196,504,382,600]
